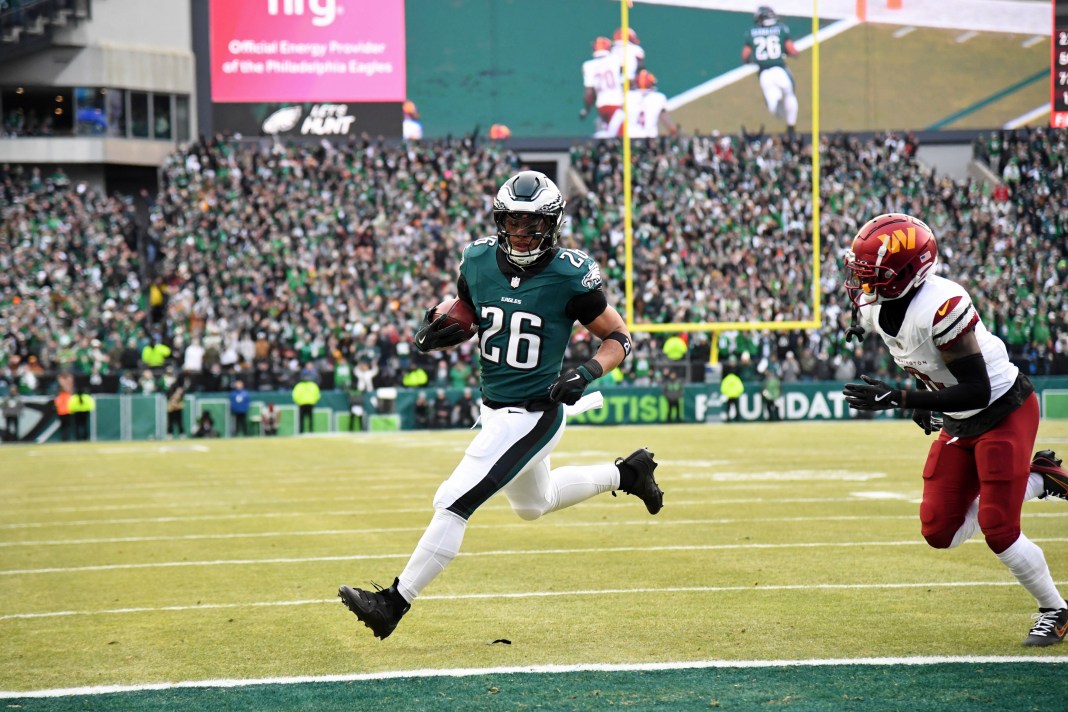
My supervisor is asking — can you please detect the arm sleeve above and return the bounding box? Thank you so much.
[457,273,475,310]
[566,288,608,325]
[902,353,991,412]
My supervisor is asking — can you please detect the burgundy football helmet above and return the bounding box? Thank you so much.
[845,213,938,305]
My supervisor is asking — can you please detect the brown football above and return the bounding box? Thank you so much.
[432,297,478,339]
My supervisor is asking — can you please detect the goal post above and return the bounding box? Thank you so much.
[619,0,824,359]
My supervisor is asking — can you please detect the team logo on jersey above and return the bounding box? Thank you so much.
[582,264,602,289]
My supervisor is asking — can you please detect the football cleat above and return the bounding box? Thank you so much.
[616,447,664,515]
[338,578,410,640]
[1022,606,1068,647]
[1032,450,1068,501]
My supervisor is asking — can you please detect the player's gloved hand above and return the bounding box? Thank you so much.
[414,309,465,352]
[843,375,902,411]
[911,408,943,435]
[844,324,866,344]
[579,107,589,120]
[548,359,603,405]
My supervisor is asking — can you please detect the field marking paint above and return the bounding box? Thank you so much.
[1004,104,1049,128]
[893,26,916,38]
[677,470,885,482]
[0,514,932,548]
[0,497,913,529]
[5,538,1068,576]
[6,580,1068,622]
[3,494,1062,528]
[2,654,1067,698]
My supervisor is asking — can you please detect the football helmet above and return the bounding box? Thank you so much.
[635,69,657,90]
[592,36,612,55]
[845,213,938,306]
[613,27,640,45]
[754,6,778,26]
[493,171,566,267]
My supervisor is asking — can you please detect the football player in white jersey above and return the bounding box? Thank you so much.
[621,69,676,139]
[611,26,644,83]
[841,213,1068,646]
[580,37,624,139]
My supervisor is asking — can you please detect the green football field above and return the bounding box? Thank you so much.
[2,418,1067,709]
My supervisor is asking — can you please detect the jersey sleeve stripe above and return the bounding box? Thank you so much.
[935,311,980,350]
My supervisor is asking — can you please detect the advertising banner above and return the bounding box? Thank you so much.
[209,0,406,103]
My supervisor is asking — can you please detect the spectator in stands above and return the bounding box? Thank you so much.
[230,378,250,436]
[193,410,218,438]
[2,384,22,442]
[260,402,279,436]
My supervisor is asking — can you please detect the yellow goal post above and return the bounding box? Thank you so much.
[617,0,824,363]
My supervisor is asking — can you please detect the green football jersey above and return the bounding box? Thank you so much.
[744,23,792,71]
[460,237,604,404]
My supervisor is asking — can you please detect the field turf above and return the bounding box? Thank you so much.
[2,419,1066,709]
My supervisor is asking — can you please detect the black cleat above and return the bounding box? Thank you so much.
[1023,607,1068,647]
[338,578,410,640]
[1032,450,1068,501]
[616,447,664,515]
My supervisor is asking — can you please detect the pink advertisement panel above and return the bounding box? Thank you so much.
[210,0,406,103]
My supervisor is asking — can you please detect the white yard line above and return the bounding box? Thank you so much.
[5,579,1068,622]
[2,653,1067,698]
[4,538,1067,576]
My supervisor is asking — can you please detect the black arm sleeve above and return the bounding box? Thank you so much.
[456,274,475,310]
[566,288,608,325]
[902,353,991,412]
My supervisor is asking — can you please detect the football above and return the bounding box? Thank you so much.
[432,297,479,339]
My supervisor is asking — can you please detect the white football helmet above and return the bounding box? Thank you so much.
[493,171,565,267]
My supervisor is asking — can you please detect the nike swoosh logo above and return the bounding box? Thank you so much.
[937,302,951,316]
[875,391,891,402]
[566,374,582,383]
[1056,620,1068,638]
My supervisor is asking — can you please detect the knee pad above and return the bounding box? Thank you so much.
[919,440,956,548]
[975,439,1023,553]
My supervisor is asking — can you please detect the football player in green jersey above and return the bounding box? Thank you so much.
[339,170,664,640]
[741,5,799,139]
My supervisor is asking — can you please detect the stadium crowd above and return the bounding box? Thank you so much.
[1,126,1065,400]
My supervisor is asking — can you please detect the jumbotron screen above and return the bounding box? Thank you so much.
[209,0,406,103]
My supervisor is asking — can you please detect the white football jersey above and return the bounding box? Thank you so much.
[611,42,644,81]
[858,274,1018,420]
[582,54,624,108]
[623,89,669,138]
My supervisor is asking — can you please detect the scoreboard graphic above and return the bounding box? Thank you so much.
[1055,0,1068,127]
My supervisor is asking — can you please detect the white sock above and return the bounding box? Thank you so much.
[995,533,1066,610]
[783,94,799,125]
[1024,472,1045,501]
[544,464,619,514]
[948,498,980,548]
[397,509,467,602]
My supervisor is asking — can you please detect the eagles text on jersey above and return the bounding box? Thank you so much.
[460,237,603,404]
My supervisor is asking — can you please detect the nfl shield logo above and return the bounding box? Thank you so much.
[511,276,520,289]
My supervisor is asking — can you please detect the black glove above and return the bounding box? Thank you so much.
[843,374,902,411]
[414,309,466,352]
[548,360,603,405]
[844,324,866,344]
[911,409,943,435]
